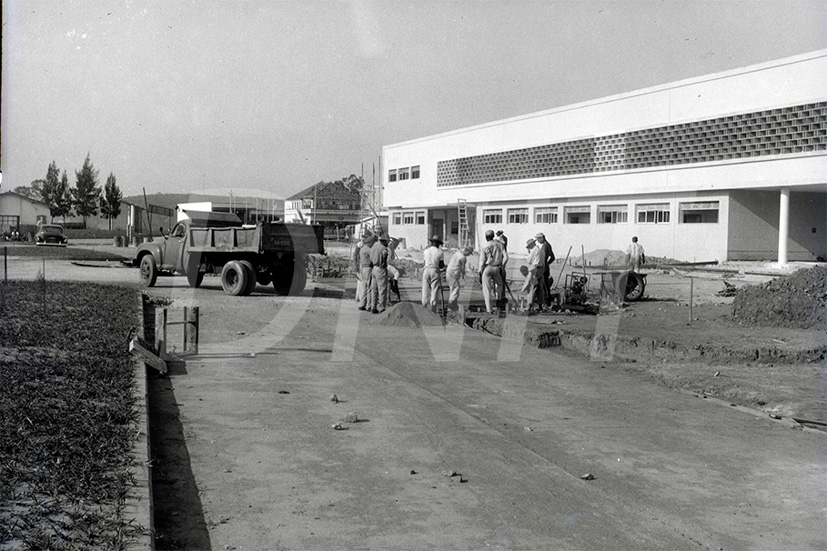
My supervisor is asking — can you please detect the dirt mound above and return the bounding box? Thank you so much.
[368,301,446,328]
[391,258,423,278]
[574,249,627,267]
[732,266,827,329]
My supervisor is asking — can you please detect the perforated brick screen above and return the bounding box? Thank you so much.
[436,102,827,187]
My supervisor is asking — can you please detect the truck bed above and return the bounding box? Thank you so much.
[188,223,324,255]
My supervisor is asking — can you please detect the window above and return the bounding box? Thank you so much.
[415,211,426,225]
[388,169,397,182]
[392,212,402,225]
[680,201,719,223]
[636,204,670,224]
[402,211,415,225]
[483,209,503,224]
[302,198,313,209]
[535,207,558,224]
[398,167,410,181]
[507,208,529,224]
[597,205,628,224]
[411,165,420,179]
[564,206,591,224]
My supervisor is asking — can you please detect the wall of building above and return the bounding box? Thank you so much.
[728,190,827,260]
[0,193,51,236]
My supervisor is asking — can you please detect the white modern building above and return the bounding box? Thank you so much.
[382,50,827,264]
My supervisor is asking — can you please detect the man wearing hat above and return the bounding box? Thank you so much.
[421,235,445,311]
[369,235,390,313]
[534,232,555,306]
[524,237,545,310]
[357,232,375,311]
[478,230,508,313]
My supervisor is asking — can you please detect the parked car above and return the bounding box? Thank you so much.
[35,224,68,247]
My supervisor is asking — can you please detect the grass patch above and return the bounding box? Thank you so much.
[1,245,131,262]
[0,281,143,549]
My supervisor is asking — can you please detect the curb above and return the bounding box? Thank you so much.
[123,295,154,550]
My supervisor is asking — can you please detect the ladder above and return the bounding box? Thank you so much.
[457,199,470,249]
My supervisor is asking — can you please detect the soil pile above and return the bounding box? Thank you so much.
[732,266,827,329]
[574,249,628,267]
[368,301,446,328]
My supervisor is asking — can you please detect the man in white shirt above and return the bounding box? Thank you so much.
[421,235,445,311]
[478,230,508,313]
[445,246,472,310]
[626,236,646,272]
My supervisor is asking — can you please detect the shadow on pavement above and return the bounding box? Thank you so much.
[148,363,211,550]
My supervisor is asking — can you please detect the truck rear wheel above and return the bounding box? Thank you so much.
[139,255,158,287]
[238,261,257,295]
[221,260,252,296]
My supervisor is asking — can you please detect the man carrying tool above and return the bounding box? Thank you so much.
[479,230,508,314]
[370,235,390,313]
[445,246,472,311]
[535,232,555,307]
[357,232,375,311]
[421,235,445,312]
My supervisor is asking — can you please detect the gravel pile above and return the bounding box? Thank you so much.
[732,266,827,329]
[368,302,446,328]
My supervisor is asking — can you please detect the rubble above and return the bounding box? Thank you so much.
[732,266,827,329]
[368,302,446,328]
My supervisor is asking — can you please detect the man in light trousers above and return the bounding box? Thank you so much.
[421,235,445,311]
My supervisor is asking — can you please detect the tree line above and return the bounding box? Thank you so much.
[14,154,122,229]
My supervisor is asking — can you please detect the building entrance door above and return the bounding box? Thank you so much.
[431,218,444,241]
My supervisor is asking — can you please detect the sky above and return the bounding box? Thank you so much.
[2,0,825,200]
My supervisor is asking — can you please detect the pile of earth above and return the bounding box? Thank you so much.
[572,249,628,268]
[732,265,827,329]
[391,257,423,278]
[367,301,446,328]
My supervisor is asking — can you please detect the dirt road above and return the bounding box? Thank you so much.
[140,276,825,550]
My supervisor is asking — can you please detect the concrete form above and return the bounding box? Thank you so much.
[382,50,827,263]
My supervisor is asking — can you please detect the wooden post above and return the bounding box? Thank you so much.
[4,247,7,282]
[155,307,167,358]
[689,277,694,323]
[184,306,199,354]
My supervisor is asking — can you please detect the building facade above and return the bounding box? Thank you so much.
[382,50,827,263]
[0,191,50,237]
[284,176,365,237]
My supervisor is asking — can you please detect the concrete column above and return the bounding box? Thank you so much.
[777,188,790,266]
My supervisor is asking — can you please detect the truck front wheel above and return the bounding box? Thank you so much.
[221,260,252,296]
[186,256,204,288]
[139,255,158,287]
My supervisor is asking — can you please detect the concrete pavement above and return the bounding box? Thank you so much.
[148,280,826,550]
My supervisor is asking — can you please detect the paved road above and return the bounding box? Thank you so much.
[137,276,825,550]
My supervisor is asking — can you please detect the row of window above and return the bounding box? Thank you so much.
[482,202,718,225]
[392,210,427,225]
[388,165,420,182]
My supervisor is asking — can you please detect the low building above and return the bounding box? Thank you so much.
[0,191,51,238]
[382,50,827,263]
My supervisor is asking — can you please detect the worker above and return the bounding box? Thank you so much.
[495,230,508,249]
[534,232,555,306]
[421,235,445,312]
[626,236,646,272]
[357,232,375,311]
[478,230,508,313]
[387,237,402,302]
[370,235,390,313]
[524,238,545,311]
[353,235,365,303]
[445,246,473,310]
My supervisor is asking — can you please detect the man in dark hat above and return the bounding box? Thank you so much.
[421,234,445,311]
[534,232,555,306]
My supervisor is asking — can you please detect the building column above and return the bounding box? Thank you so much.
[777,187,790,266]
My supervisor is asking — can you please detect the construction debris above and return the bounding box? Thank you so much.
[330,394,339,403]
[580,473,596,481]
[732,266,827,329]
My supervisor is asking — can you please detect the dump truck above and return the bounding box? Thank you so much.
[134,211,325,296]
